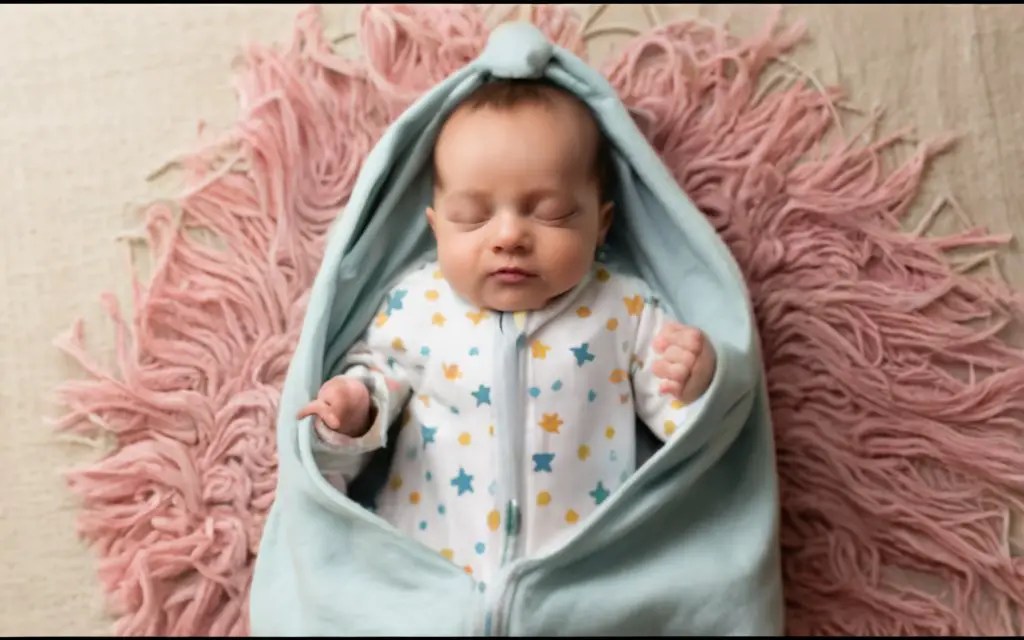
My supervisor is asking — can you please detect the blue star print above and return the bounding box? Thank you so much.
[385,289,407,316]
[471,384,492,407]
[451,467,475,496]
[532,453,555,473]
[420,425,437,449]
[589,481,610,505]
[570,343,595,367]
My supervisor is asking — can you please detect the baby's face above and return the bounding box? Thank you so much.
[427,100,612,312]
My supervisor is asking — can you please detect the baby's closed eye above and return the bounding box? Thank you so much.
[446,206,491,225]
[529,196,579,223]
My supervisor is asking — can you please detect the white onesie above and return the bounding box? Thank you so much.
[312,260,708,591]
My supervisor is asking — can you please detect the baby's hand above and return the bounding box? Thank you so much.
[650,322,717,405]
[296,376,374,439]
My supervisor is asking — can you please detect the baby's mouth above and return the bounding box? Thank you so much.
[491,267,536,284]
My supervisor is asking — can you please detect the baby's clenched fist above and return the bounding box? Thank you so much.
[650,322,716,405]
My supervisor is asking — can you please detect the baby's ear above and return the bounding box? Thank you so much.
[425,206,437,230]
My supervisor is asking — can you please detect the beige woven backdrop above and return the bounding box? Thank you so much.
[1,4,1021,635]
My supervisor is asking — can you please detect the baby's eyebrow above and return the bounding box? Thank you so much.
[442,190,488,204]
[524,188,567,202]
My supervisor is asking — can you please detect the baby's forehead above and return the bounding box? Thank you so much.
[431,79,610,187]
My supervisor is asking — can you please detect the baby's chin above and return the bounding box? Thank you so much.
[467,280,578,313]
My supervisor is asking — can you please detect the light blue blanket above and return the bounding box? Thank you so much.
[250,22,784,636]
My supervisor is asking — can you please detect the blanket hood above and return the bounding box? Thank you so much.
[250,22,785,637]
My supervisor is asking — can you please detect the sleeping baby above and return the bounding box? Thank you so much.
[297,79,718,590]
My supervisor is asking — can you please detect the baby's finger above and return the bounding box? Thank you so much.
[653,324,687,354]
[303,400,340,430]
[650,358,692,388]
[658,379,683,398]
[652,331,670,354]
[678,327,704,352]
[661,345,697,369]
[296,402,320,421]
[669,323,705,351]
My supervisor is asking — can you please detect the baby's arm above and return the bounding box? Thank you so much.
[309,300,417,486]
[630,296,718,443]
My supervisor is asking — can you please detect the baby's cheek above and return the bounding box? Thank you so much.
[543,232,593,281]
[436,238,477,279]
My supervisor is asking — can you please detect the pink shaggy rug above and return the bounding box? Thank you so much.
[53,3,1024,637]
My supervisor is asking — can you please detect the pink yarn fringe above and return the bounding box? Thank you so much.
[53,4,1024,636]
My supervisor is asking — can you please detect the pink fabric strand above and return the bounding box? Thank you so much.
[51,4,1024,636]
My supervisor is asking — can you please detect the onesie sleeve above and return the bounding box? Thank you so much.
[630,293,715,444]
[310,288,420,484]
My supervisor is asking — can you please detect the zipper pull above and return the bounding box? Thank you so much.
[505,500,521,536]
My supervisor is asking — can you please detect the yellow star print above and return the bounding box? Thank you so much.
[576,306,592,318]
[432,312,446,327]
[539,413,563,434]
[391,337,406,352]
[530,340,551,359]
[466,309,490,326]
[425,289,440,301]
[609,369,628,384]
[442,363,462,381]
[624,295,645,316]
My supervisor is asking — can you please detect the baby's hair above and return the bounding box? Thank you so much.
[445,78,613,192]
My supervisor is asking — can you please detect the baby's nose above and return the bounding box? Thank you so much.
[491,215,530,252]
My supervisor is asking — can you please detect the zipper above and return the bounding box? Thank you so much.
[478,311,526,635]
